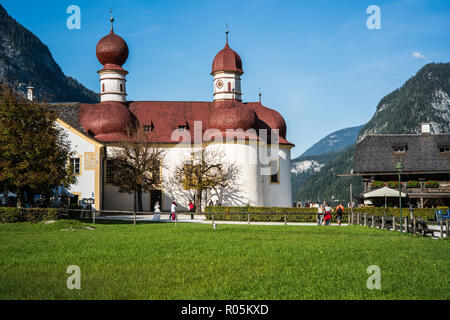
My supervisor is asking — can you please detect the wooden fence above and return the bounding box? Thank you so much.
[349,211,449,239]
[61,208,449,239]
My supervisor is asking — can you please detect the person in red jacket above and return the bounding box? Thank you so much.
[324,203,333,225]
[188,200,195,220]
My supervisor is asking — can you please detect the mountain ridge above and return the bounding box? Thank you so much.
[0,4,98,103]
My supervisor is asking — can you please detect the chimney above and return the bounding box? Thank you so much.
[421,123,431,134]
[26,87,34,101]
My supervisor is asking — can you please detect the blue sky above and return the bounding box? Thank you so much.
[2,0,449,157]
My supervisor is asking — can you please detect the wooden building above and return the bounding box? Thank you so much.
[352,125,450,208]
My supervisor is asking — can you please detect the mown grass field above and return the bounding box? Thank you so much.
[0,219,448,300]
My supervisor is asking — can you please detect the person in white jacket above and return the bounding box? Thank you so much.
[317,204,324,225]
[152,201,161,221]
[170,201,177,221]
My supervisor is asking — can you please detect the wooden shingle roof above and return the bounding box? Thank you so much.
[354,133,450,173]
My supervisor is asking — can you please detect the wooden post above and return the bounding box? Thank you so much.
[393,216,396,231]
[248,213,250,225]
[413,215,416,235]
[364,213,367,226]
[284,213,287,225]
[381,215,385,229]
[405,217,408,233]
[351,212,354,225]
[349,183,353,225]
[133,191,137,227]
[92,209,96,225]
[446,220,449,240]
[371,214,375,228]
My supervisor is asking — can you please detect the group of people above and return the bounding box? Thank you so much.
[316,202,345,226]
[162,200,196,221]
[293,200,349,226]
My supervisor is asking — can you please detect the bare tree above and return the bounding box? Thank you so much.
[109,125,165,211]
[173,147,239,212]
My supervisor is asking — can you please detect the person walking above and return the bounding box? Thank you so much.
[317,204,324,225]
[188,200,195,219]
[324,203,333,225]
[170,201,177,221]
[152,201,161,221]
[336,203,344,226]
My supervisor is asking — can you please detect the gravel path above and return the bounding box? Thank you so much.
[96,214,348,226]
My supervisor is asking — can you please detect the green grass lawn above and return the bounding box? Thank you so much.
[0,219,448,300]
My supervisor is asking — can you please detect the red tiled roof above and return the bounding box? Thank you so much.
[78,100,292,145]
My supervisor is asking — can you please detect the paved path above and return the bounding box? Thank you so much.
[96,214,347,226]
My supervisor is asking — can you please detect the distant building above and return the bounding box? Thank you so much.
[353,124,450,207]
[49,18,293,211]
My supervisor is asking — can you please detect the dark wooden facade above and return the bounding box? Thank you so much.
[353,132,450,207]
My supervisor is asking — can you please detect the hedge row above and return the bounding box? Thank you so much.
[0,208,59,223]
[204,206,448,222]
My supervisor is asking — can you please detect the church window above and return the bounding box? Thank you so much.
[106,160,118,184]
[120,83,123,92]
[70,158,80,175]
[102,83,105,92]
[228,82,231,92]
[269,160,280,184]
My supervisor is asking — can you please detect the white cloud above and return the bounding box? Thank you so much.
[412,52,426,60]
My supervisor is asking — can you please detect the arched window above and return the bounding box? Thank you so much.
[102,83,105,92]
[228,82,231,92]
[120,83,123,92]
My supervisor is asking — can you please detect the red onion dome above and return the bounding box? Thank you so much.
[208,100,255,131]
[211,42,243,75]
[252,104,287,139]
[96,31,129,66]
[79,102,134,138]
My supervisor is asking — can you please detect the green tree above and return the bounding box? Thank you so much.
[0,82,75,207]
[173,147,239,212]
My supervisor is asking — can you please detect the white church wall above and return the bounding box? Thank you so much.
[57,122,98,208]
[161,145,201,211]
[262,147,292,207]
[101,142,292,212]
[103,184,150,211]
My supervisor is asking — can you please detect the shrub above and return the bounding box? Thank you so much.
[204,206,445,222]
[0,207,59,223]
[387,181,399,188]
[424,180,439,188]
[370,181,384,189]
[0,207,22,223]
[406,180,420,188]
[205,206,344,222]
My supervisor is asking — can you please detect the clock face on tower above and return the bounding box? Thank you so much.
[216,80,224,89]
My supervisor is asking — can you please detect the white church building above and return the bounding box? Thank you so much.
[52,18,294,211]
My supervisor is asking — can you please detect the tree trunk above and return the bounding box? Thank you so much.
[43,189,51,208]
[195,190,202,213]
[16,187,24,207]
[137,189,143,212]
